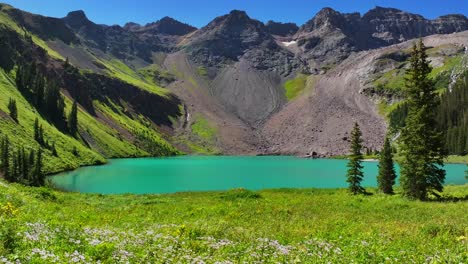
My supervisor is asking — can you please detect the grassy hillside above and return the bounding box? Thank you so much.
[0,9,184,175]
[0,68,105,174]
[0,182,466,263]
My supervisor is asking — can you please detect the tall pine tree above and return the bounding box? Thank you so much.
[377,137,397,194]
[68,101,78,136]
[399,40,446,200]
[0,136,11,181]
[7,98,17,122]
[32,148,44,187]
[34,118,45,146]
[346,122,366,195]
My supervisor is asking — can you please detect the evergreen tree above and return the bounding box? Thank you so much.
[346,122,366,195]
[10,150,19,182]
[33,74,45,110]
[32,148,44,187]
[28,149,35,183]
[51,143,58,157]
[0,136,11,181]
[16,148,24,183]
[68,101,78,136]
[20,147,29,183]
[7,98,17,122]
[399,40,446,200]
[45,80,65,126]
[377,137,397,194]
[34,118,45,146]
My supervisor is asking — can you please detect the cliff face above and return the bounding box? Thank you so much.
[295,7,468,66]
[265,21,299,36]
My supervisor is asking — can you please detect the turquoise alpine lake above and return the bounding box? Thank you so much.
[51,156,467,194]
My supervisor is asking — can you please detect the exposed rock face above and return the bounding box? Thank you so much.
[185,10,307,75]
[3,7,78,45]
[63,11,143,59]
[123,22,141,31]
[127,17,196,52]
[295,8,360,66]
[295,6,468,66]
[133,17,197,36]
[265,21,299,36]
[181,10,309,127]
[63,11,196,62]
[186,10,273,66]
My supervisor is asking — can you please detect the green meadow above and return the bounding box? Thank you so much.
[0,181,467,263]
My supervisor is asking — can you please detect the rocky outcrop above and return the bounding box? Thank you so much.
[3,6,78,45]
[295,6,468,66]
[185,10,273,65]
[185,10,307,76]
[127,17,196,52]
[123,22,141,31]
[63,11,152,61]
[132,17,196,36]
[265,21,298,36]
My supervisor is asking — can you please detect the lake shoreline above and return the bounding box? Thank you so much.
[49,156,467,195]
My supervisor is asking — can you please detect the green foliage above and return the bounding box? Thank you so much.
[184,115,220,155]
[0,136,10,181]
[7,98,17,122]
[191,115,217,142]
[1,132,45,186]
[67,101,78,136]
[88,242,116,262]
[138,64,176,86]
[92,57,169,96]
[0,218,19,255]
[16,62,66,130]
[284,74,309,101]
[219,188,262,200]
[436,71,468,155]
[196,66,208,77]
[377,137,396,194]
[31,148,44,187]
[346,122,365,195]
[399,40,446,200]
[0,183,467,262]
[33,118,46,147]
[0,22,181,175]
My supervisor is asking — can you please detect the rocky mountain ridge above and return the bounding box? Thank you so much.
[294,6,468,67]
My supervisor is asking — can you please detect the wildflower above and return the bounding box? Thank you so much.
[0,202,18,217]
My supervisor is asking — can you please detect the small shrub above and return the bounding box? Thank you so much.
[88,242,116,262]
[220,188,262,200]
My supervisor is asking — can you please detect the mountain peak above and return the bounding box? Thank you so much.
[159,16,178,23]
[229,10,248,16]
[316,7,339,15]
[123,22,141,31]
[66,10,88,20]
[63,10,91,27]
[139,16,196,36]
[299,7,345,32]
[368,6,403,13]
[217,10,252,24]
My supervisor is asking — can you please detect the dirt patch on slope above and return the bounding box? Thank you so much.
[211,58,286,126]
[261,32,468,156]
[163,52,261,154]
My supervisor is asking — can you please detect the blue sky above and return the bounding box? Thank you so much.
[2,0,467,28]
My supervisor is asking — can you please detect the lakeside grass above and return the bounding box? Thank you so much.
[0,181,466,263]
